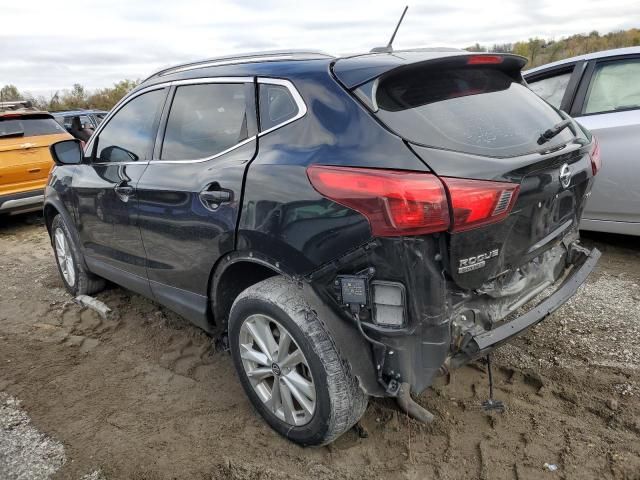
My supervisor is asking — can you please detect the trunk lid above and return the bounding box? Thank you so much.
[346,52,595,289]
[412,142,593,289]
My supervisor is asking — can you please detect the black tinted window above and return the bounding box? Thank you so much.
[96,89,165,162]
[367,67,574,158]
[161,83,250,160]
[0,117,66,138]
[259,83,298,131]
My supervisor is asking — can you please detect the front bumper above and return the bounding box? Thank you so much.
[453,246,601,365]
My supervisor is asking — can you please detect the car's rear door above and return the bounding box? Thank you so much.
[74,87,168,296]
[570,55,640,229]
[135,78,257,328]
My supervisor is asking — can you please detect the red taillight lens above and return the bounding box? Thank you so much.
[441,177,520,232]
[306,165,450,236]
[467,55,503,65]
[589,136,601,176]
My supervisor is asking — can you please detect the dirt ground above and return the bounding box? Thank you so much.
[0,213,638,480]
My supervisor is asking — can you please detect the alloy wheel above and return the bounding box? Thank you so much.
[239,313,316,426]
[54,228,76,287]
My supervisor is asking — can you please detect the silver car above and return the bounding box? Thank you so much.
[524,47,640,236]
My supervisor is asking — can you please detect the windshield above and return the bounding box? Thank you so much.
[0,117,66,138]
[364,66,575,158]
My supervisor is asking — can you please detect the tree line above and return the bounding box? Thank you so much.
[0,80,139,112]
[2,28,639,112]
[466,28,640,68]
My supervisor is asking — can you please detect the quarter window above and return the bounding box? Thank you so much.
[527,71,572,109]
[259,83,299,131]
[584,59,640,114]
[95,89,166,163]
[161,83,251,161]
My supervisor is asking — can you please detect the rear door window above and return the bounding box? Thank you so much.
[0,117,66,138]
[527,71,572,108]
[361,66,575,158]
[583,58,640,114]
[160,83,254,161]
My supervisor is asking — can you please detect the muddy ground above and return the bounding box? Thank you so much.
[0,213,638,480]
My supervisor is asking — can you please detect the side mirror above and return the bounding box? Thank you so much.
[50,139,83,165]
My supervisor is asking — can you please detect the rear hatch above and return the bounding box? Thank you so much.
[0,113,70,196]
[335,53,595,289]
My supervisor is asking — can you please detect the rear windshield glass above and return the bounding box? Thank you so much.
[365,67,574,158]
[0,117,66,138]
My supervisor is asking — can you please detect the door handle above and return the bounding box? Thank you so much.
[114,182,135,202]
[199,184,232,210]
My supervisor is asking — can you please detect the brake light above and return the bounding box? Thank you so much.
[306,166,450,236]
[441,177,520,232]
[467,55,503,65]
[589,136,601,176]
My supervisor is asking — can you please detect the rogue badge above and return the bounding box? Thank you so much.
[458,249,499,274]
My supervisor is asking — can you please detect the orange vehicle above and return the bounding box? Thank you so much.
[0,108,72,215]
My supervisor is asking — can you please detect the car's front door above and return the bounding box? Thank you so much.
[135,79,258,328]
[572,56,640,227]
[74,87,168,296]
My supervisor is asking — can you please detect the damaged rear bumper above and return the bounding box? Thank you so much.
[453,246,601,366]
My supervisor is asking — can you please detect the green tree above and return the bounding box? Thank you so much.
[0,84,23,102]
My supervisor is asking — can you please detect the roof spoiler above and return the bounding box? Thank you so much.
[333,52,528,89]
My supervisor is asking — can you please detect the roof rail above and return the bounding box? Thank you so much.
[143,50,334,82]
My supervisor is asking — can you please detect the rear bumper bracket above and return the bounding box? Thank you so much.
[461,246,601,357]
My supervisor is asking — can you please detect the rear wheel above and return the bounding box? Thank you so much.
[51,214,105,296]
[228,276,368,446]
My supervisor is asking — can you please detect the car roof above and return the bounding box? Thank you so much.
[143,50,335,82]
[137,48,503,91]
[524,46,640,75]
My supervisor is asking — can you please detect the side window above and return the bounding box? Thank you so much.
[95,89,166,163]
[584,59,640,114]
[161,83,252,161]
[259,83,299,131]
[527,71,572,109]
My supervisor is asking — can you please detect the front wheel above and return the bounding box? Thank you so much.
[228,276,368,446]
[51,214,105,296]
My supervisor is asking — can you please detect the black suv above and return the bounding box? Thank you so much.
[45,50,601,446]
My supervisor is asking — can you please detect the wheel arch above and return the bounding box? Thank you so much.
[209,252,285,333]
[44,199,89,271]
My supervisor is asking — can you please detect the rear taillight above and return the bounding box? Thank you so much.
[589,136,601,176]
[306,166,450,236]
[441,177,519,232]
[307,166,520,236]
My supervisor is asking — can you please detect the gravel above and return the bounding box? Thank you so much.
[0,393,66,480]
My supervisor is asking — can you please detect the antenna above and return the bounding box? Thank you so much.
[370,6,409,53]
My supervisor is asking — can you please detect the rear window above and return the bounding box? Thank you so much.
[363,66,575,158]
[0,116,66,138]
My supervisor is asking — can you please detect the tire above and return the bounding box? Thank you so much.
[228,276,368,446]
[51,214,105,296]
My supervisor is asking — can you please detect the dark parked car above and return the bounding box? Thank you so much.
[44,50,601,446]
[52,110,108,142]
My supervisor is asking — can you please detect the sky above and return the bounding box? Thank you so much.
[1,0,639,96]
